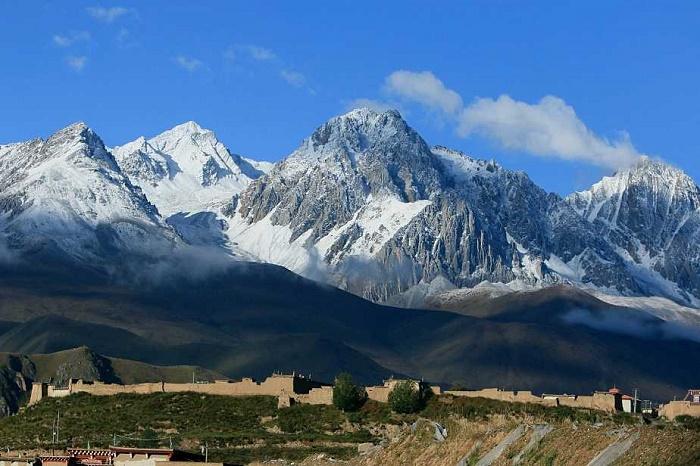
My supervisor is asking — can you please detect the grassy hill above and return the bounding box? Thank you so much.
[0,347,224,415]
[3,391,699,465]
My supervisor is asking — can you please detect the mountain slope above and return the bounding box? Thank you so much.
[0,122,178,266]
[0,261,697,401]
[0,346,223,415]
[568,157,700,305]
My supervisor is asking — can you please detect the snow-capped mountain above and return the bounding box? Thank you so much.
[568,158,700,306]
[0,122,178,265]
[230,108,640,302]
[2,112,698,312]
[112,121,270,216]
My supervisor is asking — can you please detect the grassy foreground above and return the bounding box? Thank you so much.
[1,392,387,464]
[2,392,700,465]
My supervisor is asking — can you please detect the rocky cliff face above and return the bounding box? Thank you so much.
[568,158,700,305]
[232,109,643,302]
[0,355,35,416]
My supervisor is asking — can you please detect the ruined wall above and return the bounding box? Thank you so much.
[659,401,700,420]
[71,376,299,398]
[71,380,163,396]
[29,375,331,407]
[366,386,391,403]
[29,382,47,405]
[366,379,423,403]
[295,386,333,405]
[444,388,543,404]
[444,389,617,413]
[47,386,72,399]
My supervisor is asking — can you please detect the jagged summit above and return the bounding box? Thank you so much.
[168,120,207,135]
[336,106,403,122]
[112,121,269,216]
[51,121,89,135]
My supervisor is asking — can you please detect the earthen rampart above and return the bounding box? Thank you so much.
[444,388,618,413]
[659,401,700,420]
[29,374,328,407]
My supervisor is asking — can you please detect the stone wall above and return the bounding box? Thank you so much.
[659,401,700,420]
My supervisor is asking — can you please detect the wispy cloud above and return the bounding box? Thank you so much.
[246,45,276,61]
[280,69,306,87]
[66,56,87,72]
[86,6,131,23]
[174,55,203,72]
[115,27,138,48]
[223,44,313,93]
[382,70,642,169]
[53,31,91,47]
[224,44,276,62]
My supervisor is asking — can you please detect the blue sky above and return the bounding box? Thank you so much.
[1,1,699,194]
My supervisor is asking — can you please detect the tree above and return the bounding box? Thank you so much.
[388,380,425,414]
[333,373,366,412]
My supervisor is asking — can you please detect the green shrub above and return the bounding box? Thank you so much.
[277,404,344,434]
[676,415,700,431]
[388,381,423,414]
[332,373,366,412]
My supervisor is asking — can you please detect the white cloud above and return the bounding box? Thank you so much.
[280,70,306,87]
[458,95,641,169]
[86,6,130,22]
[115,28,137,47]
[174,56,203,72]
[345,98,395,113]
[224,44,276,62]
[385,70,463,115]
[66,56,87,71]
[53,31,91,47]
[383,69,642,169]
[247,45,276,61]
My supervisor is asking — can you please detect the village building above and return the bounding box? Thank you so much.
[39,447,223,466]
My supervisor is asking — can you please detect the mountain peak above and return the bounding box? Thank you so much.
[49,121,91,140]
[588,156,698,197]
[45,122,115,167]
[165,120,209,137]
[306,107,418,154]
[341,107,402,121]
